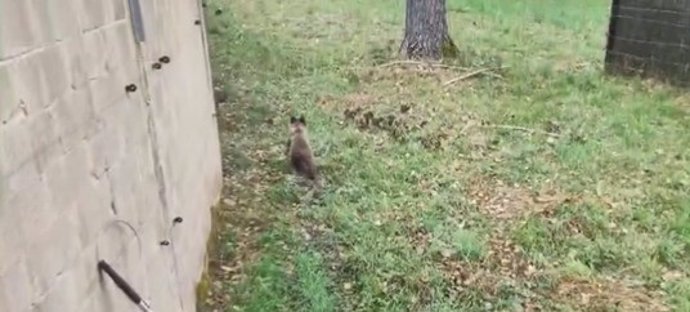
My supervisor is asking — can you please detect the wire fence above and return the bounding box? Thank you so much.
[604,0,690,86]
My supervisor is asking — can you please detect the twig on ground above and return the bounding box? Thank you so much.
[378,60,469,71]
[436,63,471,71]
[459,121,476,135]
[483,71,505,80]
[481,124,561,138]
[442,66,506,87]
[457,153,482,161]
[378,60,430,68]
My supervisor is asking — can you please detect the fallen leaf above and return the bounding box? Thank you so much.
[441,249,453,258]
[662,270,683,281]
[220,265,233,272]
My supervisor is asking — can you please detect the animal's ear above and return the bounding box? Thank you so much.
[298,115,306,124]
[290,116,297,123]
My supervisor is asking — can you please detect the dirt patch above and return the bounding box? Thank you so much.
[454,173,669,311]
[441,259,503,297]
[465,175,575,221]
[672,94,690,115]
[441,239,535,291]
[485,231,537,280]
[200,178,275,308]
[200,86,291,310]
[437,228,670,311]
[321,91,486,152]
[554,276,669,312]
[359,63,455,86]
[325,92,428,142]
[430,222,542,307]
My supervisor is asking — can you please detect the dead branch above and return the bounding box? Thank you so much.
[457,153,482,161]
[378,60,469,71]
[435,63,471,71]
[480,124,561,138]
[378,60,431,68]
[442,66,509,86]
[442,68,493,86]
[483,71,505,80]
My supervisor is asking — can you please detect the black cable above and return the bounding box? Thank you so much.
[98,260,153,312]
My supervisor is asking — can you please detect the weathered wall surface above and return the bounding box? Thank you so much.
[0,0,222,311]
[605,0,690,85]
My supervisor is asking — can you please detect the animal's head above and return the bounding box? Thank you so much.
[290,115,307,134]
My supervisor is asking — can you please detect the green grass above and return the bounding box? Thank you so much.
[201,0,690,311]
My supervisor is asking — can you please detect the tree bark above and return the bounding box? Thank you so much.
[401,0,458,60]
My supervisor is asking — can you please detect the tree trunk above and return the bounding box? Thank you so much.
[401,0,458,60]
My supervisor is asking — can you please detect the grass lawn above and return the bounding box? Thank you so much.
[199,0,690,311]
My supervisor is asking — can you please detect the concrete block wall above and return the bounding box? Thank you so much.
[605,0,690,85]
[0,0,222,311]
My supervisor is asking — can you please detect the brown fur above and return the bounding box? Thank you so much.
[287,115,317,180]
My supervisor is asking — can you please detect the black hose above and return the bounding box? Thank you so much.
[97,260,143,304]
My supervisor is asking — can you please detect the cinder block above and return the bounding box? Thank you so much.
[44,0,81,42]
[5,168,55,280]
[74,176,112,248]
[56,144,112,246]
[134,178,167,233]
[102,23,138,75]
[0,169,29,273]
[89,71,127,113]
[10,54,49,115]
[78,0,108,31]
[95,225,140,267]
[0,196,26,272]
[2,1,221,311]
[121,238,147,280]
[36,45,69,105]
[4,159,49,215]
[51,89,97,154]
[144,256,182,312]
[0,120,33,178]
[86,119,122,179]
[77,291,123,312]
[3,147,42,193]
[72,246,100,298]
[111,0,126,21]
[26,110,62,173]
[81,29,107,81]
[0,63,21,124]
[27,0,53,46]
[108,160,140,221]
[0,223,23,274]
[70,247,118,312]
[0,259,32,312]
[0,1,38,58]
[25,207,81,299]
[44,143,92,210]
[80,107,104,143]
[84,274,139,312]
[92,235,151,312]
[119,108,150,155]
[59,37,89,90]
[32,270,80,312]
[44,158,75,211]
